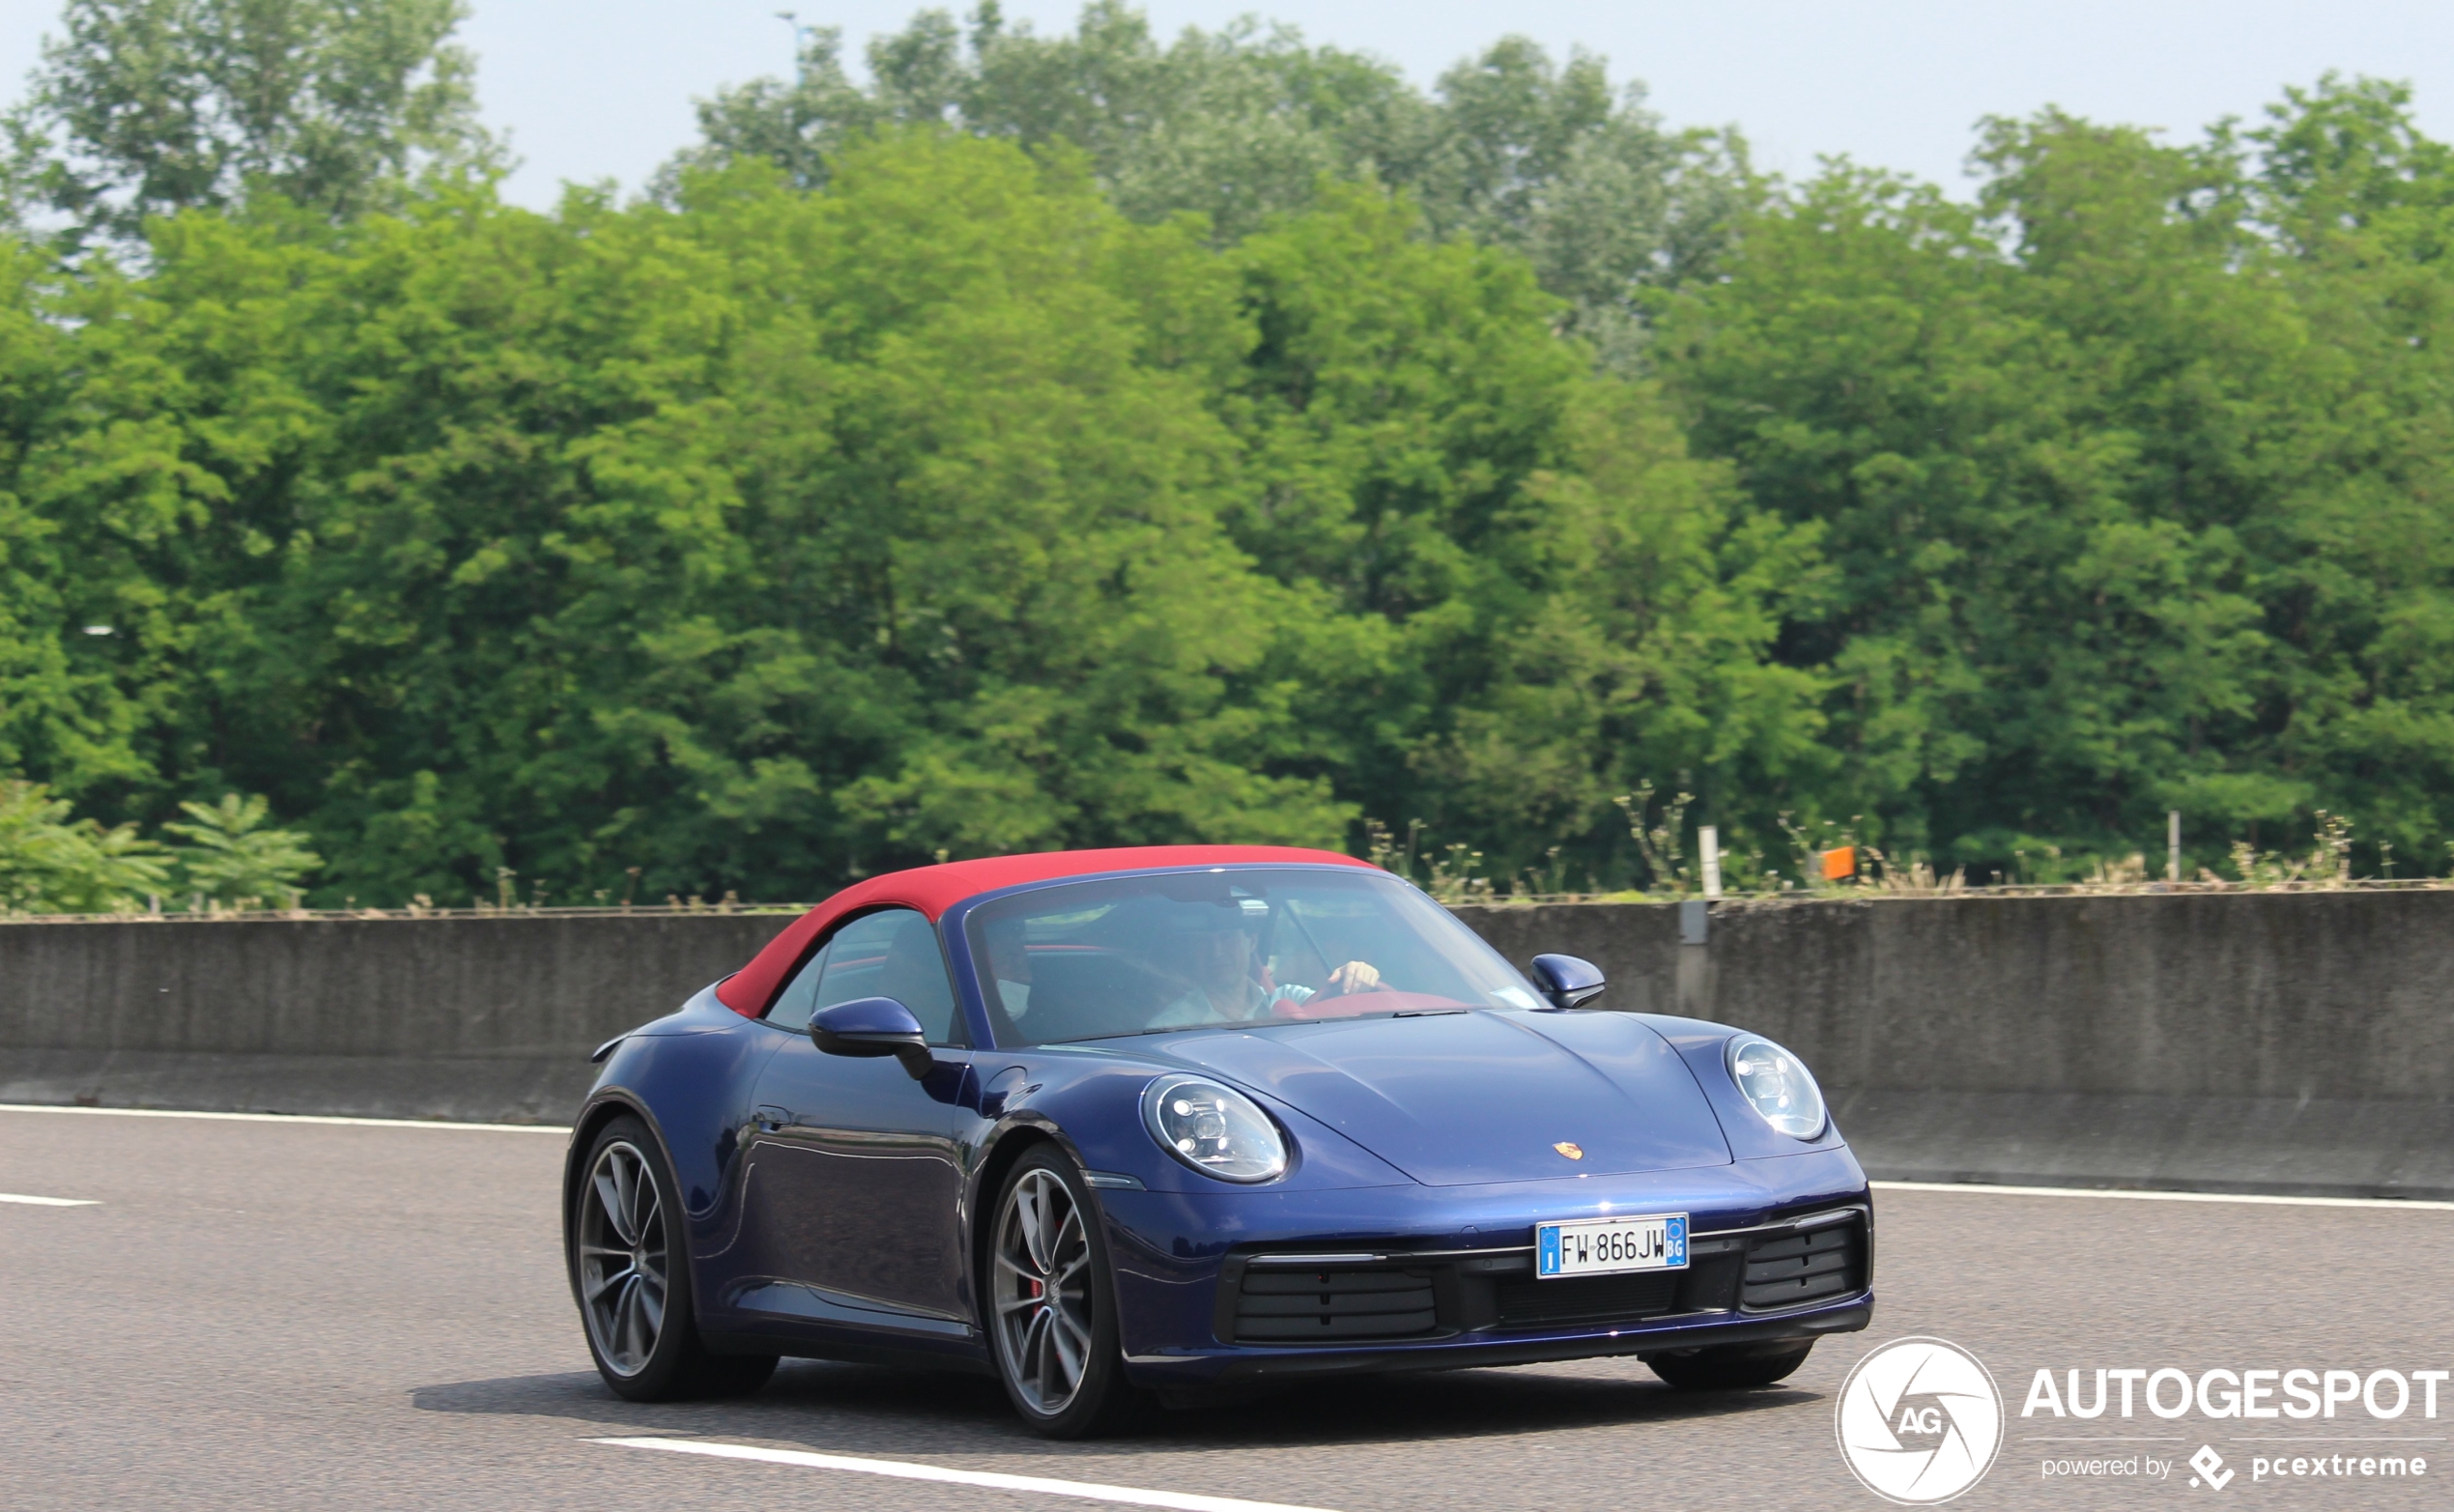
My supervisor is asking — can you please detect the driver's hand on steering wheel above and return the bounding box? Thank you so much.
[1326,960,1383,994]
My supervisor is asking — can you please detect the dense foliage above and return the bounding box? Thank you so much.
[668,1,1745,361]
[3,3,2452,906]
[4,0,487,249]
[1661,82,2454,877]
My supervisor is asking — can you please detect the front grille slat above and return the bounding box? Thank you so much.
[1756,1269,1854,1304]
[1745,1227,1851,1263]
[1232,1268,1440,1344]
[1745,1248,1852,1285]
[1739,1217,1866,1310]
[1241,1270,1426,1295]
[1238,1291,1437,1318]
[1235,1307,1441,1340]
[1495,1270,1679,1327]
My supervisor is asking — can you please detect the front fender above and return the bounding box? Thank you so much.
[989,1047,1415,1193]
[1634,1013,1855,1160]
[955,1051,1418,1344]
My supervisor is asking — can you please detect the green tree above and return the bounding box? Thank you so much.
[1213,183,1825,879]
[24,26,2454,898]
[668,3,1427,241]
[1423,378,1831,880]
[4,0,486,248]
[668,1,1746,339]
[163,790,319,904]
[10,128,1816,903]
[1661,140,2287,870]
[2230,76,2454,870]
[34,132,1363,902]
[0,235,153,799]
[0,778,168,911]
[1658,78,2454,877]
[1408,36,1749,359]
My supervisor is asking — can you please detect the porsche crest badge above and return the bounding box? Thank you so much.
[1553,1141,1584,1160]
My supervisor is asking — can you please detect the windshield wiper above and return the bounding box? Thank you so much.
[1389,1008,1467,1018]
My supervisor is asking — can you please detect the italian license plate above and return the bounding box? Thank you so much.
[1536,1212,1689,1278]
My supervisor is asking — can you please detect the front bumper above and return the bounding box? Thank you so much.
[1099,1148,1874,1386]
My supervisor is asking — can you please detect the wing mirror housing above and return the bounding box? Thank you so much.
[1529,954,1607,1011]
[811,996,933,1079]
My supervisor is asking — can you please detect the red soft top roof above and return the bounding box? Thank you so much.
[712,844,1376,1016]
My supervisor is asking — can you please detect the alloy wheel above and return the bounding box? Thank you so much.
[578,1140,668,1376]
[991,1166,1095,1414]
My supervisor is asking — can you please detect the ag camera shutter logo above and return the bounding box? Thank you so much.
[1837,1336,2006,1503]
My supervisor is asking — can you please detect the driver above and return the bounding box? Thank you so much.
[1150,912,1383,1028]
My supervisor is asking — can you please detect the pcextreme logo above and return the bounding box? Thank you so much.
[2188,1445,2235,1490]
[1837,1336,2007,1504]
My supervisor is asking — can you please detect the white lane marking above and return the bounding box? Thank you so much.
[0,1192,99,1206]
[1873,1180,2454,1212]
[592,1436,1340,1512]
[0,1103,565,1133]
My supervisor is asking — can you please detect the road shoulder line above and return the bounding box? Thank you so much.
[590,1435,1339,1512]
[0,1102,565,1133]
[1872,1179,2454,1212]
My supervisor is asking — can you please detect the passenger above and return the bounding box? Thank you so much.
[1151,913,1383,1028]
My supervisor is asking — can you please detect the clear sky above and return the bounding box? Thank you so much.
[5,0,2450,210]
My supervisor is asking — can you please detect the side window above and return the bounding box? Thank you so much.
[810,908,966,1046]
[764,940,833,1032]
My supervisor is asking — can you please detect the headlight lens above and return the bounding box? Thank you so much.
[1142,1075,1288,1183]
[1726,1036,1827,1139]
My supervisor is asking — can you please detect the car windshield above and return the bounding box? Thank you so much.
[964,867,1546,1046]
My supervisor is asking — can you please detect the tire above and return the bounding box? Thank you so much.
[1644,1338,1817,1390]
[984,1145,1148,1438]
[572,1114,778,1401]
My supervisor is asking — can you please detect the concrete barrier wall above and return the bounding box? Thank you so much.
[1459,892,2454,1199]
[6,893,2450,1195]
[0,914,782,1124]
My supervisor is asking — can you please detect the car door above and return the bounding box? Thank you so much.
[738,907,976,1331]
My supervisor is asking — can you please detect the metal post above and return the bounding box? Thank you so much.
[776,11,811,77]
[1698,825,1722,900]
[2168,811,2181,883]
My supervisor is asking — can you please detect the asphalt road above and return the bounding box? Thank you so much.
[4,1105,2449,1511]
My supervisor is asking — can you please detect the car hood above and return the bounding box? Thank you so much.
[1156,1010,1732,1185]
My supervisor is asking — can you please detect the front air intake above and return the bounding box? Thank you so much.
[1740,1218,1862,1309]
[1232,1268,1440,1342]
[1494,1270,1681,1327]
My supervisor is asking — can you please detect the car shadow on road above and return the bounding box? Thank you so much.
[411,1356,1823,1461]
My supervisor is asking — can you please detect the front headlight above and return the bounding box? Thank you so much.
[1726,1035,1827,1139]
[1142,1075,1288,1183]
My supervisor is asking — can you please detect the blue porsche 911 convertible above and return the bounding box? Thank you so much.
[563,845,1872,1436]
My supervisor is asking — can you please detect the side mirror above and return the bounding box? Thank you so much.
[1529,954,1607,1011]
[811,996,933,1079]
